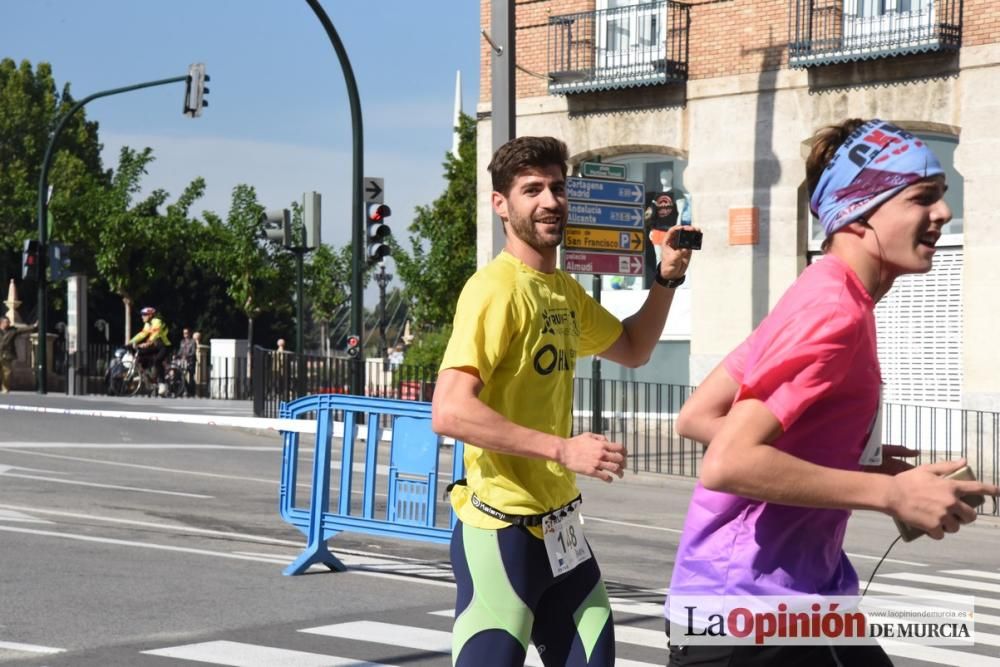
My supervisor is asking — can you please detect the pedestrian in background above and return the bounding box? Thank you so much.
[432,135,697,666]
[0,317,37,394]
[192,331,205,397]
[668,119,999,666]
[178,328,197,397]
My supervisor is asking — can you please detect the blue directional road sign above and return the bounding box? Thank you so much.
[567,177,645,206]
[568,201,644,229]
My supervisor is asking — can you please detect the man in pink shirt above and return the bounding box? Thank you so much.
[668,119,999,666]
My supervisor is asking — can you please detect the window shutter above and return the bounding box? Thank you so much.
[875,247,963,406]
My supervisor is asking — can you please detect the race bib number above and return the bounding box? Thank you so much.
[542,506,592,577]
[859,386,883,466]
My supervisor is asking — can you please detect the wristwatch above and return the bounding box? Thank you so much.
[654,263,686,289]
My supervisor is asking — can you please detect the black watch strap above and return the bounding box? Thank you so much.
[654,263,686,289]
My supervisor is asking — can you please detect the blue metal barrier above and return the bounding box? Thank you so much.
[278,393,464,576]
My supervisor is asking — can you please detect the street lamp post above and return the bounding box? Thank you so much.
[304,0,366,396]
[35,73,197,393]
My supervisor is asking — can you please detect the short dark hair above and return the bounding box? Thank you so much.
[488,136,569,196]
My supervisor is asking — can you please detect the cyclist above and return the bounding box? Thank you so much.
[129,306,171,391]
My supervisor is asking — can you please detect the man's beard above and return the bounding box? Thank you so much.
[508,211,565,248]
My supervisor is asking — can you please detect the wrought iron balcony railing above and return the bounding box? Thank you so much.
[548,0,690,94]
[789,0,962,67]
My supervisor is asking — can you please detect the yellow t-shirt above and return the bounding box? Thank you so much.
[130,317,171,347]
[441,251,623,531]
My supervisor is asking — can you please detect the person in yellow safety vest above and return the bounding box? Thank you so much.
[129,306,171,387]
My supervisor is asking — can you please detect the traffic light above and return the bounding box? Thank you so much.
[21,239,39,281]
[183,63,209,118]
[49,243,73,281]
[367,203,392,263]
[261,209,291,246]
[346,334,361,358]
[303,191,321,249]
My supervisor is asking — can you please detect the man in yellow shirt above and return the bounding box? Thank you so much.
[129,306,171,388]
[432,136,698,666]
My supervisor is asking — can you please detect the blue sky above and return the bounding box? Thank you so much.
[2,0,481,259]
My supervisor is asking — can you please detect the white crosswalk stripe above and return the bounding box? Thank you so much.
[142,610,663,667]
[137,567,1000,667]
[142,640,392,666]
[871,568,1000,665]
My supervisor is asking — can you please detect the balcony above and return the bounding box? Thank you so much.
[789,0,962,68]
[547,0,690,94]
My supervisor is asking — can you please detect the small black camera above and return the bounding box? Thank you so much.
[676,228,702,250]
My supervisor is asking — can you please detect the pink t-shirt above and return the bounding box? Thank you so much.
[669,255,881,598]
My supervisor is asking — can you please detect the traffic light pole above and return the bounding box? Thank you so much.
[305,0,365,396]
[36,74,188,394]
[293,245,307,396]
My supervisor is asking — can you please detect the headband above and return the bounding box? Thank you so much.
[810,119,943,237]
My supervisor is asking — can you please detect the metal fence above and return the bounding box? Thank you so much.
[53,343,1000,515]
[788,0,962,67]
[251,346,438,419]
[67,342,115,395]
[568,382,1000,516]
[573,378,701,477]
[548,0,689,94]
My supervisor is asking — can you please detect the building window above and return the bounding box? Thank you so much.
[788,0,960,68]
[808,131,962,253]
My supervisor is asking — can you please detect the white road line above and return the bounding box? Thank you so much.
[0,504,443,566]
[609,597,665,618]
[0,509,52,524]
[0,404,316,433]
[847,552,928,567]
[1,472,212,498]
[302,621,659,667]
[0,640,64,654]
[0,525,453,587]
[142,640,392,666]
[301,621,452,654]
[0,504,304,546]
[582,515,682,534]
[0,444,394,477]
[615,624,668,650]
[0,443,278,450]
[0,448,280,483]
[865,582,1000,611]
[879,573,1000,595]
[428,609,666,650]
[881,641,1000,666]
[945,569,1000,583]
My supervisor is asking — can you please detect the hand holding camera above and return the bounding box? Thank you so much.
[649,224,702,251]
[889,461,997,541]
[652,225,701,287]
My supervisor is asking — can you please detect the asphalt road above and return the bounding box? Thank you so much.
[1,393,999,665]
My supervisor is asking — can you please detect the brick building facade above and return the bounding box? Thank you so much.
[476,0,1000,413]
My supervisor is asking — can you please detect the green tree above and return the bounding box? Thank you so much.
[0,59,110,299]
[200,184,293,347]
[0,59,107,250]
[306,243,357,356]
[88,146,205,341]
[391,112,477,331]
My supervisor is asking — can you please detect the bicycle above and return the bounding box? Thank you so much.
[108,345,168,397]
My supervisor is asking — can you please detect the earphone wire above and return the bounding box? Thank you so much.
[862,534,903,597]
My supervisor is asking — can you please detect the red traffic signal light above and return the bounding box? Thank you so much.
[346,334,361,357]
[367,204,392,263]
[367,203,391,221]
[22,239,39,281]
